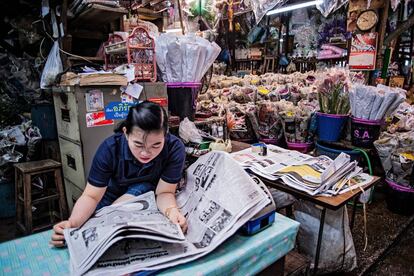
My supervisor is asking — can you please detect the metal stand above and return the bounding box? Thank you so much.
[313,207,326,276]
[350,196,359,230]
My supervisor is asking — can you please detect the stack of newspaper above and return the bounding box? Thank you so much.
[64,151,271,275]
[231,145,373,196]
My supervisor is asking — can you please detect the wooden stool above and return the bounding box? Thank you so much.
[14,159,68,234]
[263,57,276,73]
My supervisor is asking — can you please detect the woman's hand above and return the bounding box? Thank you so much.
[167,208,188,233]
[50,220,72,247]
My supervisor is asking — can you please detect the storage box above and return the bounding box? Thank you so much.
[138,82,168,114]
[0,180,15,218]
[31,103,58,140]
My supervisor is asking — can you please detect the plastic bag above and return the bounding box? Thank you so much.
[295,201,357,273]
[209,139,232,152]
[40,41,63,89]
[179,118,202,143]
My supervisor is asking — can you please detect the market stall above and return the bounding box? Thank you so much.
[1,0,414,275]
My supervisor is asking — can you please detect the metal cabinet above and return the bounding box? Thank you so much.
[53,82,167,211]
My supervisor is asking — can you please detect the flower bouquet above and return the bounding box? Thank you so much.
[317,69,350,142]
[317,69,350,115]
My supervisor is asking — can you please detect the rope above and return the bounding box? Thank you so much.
[352,147,373,252]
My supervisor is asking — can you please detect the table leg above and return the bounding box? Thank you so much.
[350,196,358,230]
[313,207,326,276]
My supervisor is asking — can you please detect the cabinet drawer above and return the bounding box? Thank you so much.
[53,89,81,143]
[58,137,86,191]
[64,179,83,212]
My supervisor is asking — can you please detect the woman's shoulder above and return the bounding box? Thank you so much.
[166,133,185,155]
[97,133,124,153]
[165,133,185,151]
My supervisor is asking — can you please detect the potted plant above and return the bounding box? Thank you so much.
[317,69,350,142]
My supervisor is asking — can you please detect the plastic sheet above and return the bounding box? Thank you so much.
[350,84,406,120]
[368,91,384,120]
[374,132,399,173]
[389,148,414,186]
[250,0,286,23]
[156,34,221,83]
[295,201,357,273]
[317,0,349,18]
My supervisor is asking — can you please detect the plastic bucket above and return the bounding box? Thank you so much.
[385,179,414,216]
[351,117,382,148]
[166,82,201,121]
[286,141,313,153]
[315,141,361,162]
[317,112,348,142]
[259,138,281,146]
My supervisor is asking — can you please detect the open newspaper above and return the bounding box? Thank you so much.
[231,145,373,196]
[64,151,271,275]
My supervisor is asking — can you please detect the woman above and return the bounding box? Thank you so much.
[50,101,187,247]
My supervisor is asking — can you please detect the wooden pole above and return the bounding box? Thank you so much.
[384,10,414,46]
[377,0,390,55]
[176,0,185,35]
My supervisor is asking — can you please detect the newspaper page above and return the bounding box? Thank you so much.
[65,151,270,276]
[231,146,373,197]
[64,192,186,274]
[231,144,312,180]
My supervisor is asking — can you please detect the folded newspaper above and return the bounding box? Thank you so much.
[64,151,271,275]
[231,145,373,196]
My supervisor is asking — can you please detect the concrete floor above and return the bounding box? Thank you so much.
[366,224,414,276]
[346,182,414,276]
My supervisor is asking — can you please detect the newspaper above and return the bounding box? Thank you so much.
[231,144,373,196]
[64,151,270,275]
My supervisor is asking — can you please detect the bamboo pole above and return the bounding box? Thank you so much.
[176,0,185,35]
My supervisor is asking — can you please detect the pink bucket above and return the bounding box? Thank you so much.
[286,141,314,153]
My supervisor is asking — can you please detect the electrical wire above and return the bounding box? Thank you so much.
[41,20,95,64]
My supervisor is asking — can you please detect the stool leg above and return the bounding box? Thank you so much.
[24,174,32,234]
[15,170,23,232]
[54,169,68,220]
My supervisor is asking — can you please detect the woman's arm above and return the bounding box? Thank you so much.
[69,183,107,227]
[50,183,106,247]
[156,179,187,232]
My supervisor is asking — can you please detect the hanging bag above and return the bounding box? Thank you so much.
[40,41,63,88]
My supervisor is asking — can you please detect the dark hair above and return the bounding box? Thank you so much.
[114,101,168,135]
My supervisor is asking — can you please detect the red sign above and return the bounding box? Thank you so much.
[349,33,378,70]
[86,111,114,128]
[148,97,168,107]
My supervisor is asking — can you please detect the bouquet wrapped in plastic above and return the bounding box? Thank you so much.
[317,68,350,114]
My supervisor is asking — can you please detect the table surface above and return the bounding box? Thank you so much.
[0,213,299,276]
[230,141,381,210]
[261,176,381,210]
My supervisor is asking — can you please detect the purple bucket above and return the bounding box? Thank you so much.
[259,138,281,145]
[166,82,202,88]
[385,178,414,216]
[351,116,383,148]
[317,112,348,142]
[167,82,201,121]
[286,141,313,153]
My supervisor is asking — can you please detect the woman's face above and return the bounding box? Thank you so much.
[124,127,165,164]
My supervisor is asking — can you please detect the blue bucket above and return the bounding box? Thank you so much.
[317,112,348,142]
[315,141,361,162]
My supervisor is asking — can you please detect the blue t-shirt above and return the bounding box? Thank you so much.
[88,132,185,197]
